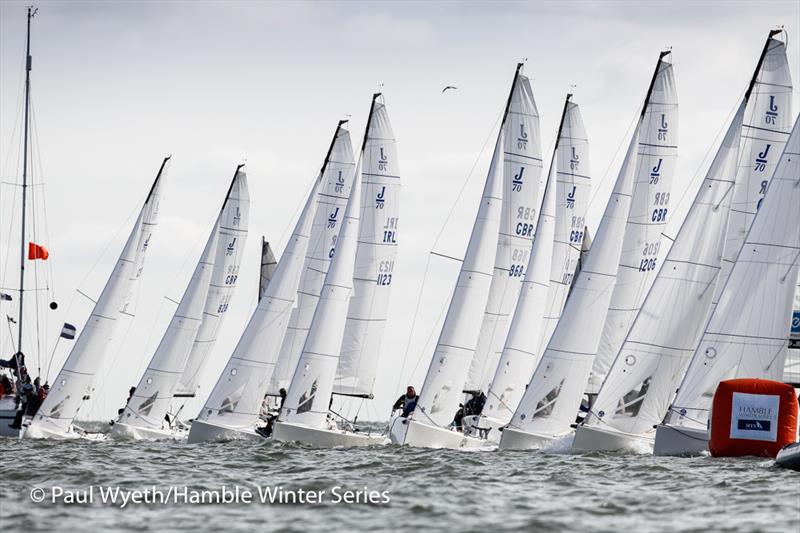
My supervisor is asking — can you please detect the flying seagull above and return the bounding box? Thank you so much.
[441,86,458,93]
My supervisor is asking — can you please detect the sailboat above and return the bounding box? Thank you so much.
[110,167,249,440]
[273,93,400,447]
[499,51,676,450]
[468,94,589,442]
[390,64,541,449]
[24,157,167,439]
[187,121,355,443]
[652,31,795,456]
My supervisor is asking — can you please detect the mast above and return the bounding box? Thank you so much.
[17,6,37,362]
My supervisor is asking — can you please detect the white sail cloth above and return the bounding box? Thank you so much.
[268,129,356,395]
[590,58,679,389]
[334,99,401,397]
[465,72,543,393]
[118,170,249,431]
[27,159,168,438]
[582,104,746,437]
[192,125,355,433]
[665,114,800,431]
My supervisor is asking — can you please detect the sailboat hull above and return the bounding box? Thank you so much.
[186,419,263,444]
[389,416,485,449]
[461,414,504,443]
[0,397,21,438]
[571,424,653,453]
[498,426,559,450]
[22,422,79,440]
[109,422,183,441]
[273,421,386,447]
[653,423,709,456]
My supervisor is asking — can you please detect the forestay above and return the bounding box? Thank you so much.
[584,103,746,437]
[590,54,679,389]
[334,96,401,397]
[120,169,249,430]
[268,127,356,395]
[665,115,800,431]
[28,158,168,437]
[193,123,353,431]
[465,67,543,393]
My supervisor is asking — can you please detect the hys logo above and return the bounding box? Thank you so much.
[375,186,386,209]
[566,185,576,209]
[765,95,778,125]
[570,146,580,171]
[650,158,663,184]
[378,147,389,171]
[754,144,771,172]
[226,237,237,256]
[327,207,340,228]
[335,170,345,193]
[517,123,528,150]
[512,166,525,192]
[658,113,669,141]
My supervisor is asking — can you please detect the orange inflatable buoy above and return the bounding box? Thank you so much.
[709,378,799,458]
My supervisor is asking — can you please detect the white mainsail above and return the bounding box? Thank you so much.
[278,160,363,428]
[465,67,543,393]
[536,98,592,355]
[482,95,581,427]
[589,54,679,390]
[501,123,640,446]
[259,238,277,300]
[268,126,356,395]
[334,95,401,397]
[174,167,250,397]
[188,123,353,439]
[576,103,746,445]
[115,168,249,434]
[26,158,169,438]
[663,115,800,433]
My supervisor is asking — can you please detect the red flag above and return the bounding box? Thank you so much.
[28,242,49,260]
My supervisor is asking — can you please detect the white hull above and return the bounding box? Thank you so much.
[109,422,184,441]
[389,416,486,449]
[185,419,263,444]
[498,426,564,450]
[0,397,20,438]
[461,414,504,443]
[653,423,709,456]
[571,424,653,453]
[273,421,386,447]
[23,422,81,440]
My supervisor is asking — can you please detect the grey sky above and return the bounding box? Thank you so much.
[1,0,798,422]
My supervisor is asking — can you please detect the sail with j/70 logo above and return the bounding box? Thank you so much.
[499,53,673,450]
[588,52,679,392]
[187,122,353,442]
[334,94,401,398]
[464,66,543,394]
[481,94,585,430]
[112,167,249,437]
[267,126,356,397]
[660,115,800,441]
[573,100,745,452]
[26,158,169,439]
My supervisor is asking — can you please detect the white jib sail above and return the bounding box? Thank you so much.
[583,103,747,437]
[29,158,168,437]
[194,124,352,431]
[590,54,679,391]
[334,96,400,397]
[175,167,250,396]
[412,128,505,429]
[481,123,557,425]
[665,114,800,431]
[259,238,277,301]
[465,68,543,393]
[120,169,249,430]
[279,160,363,428]
[507,125,640,438]
[268,127,356,395]
[536,99,592,355]
[714,33,793,318]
